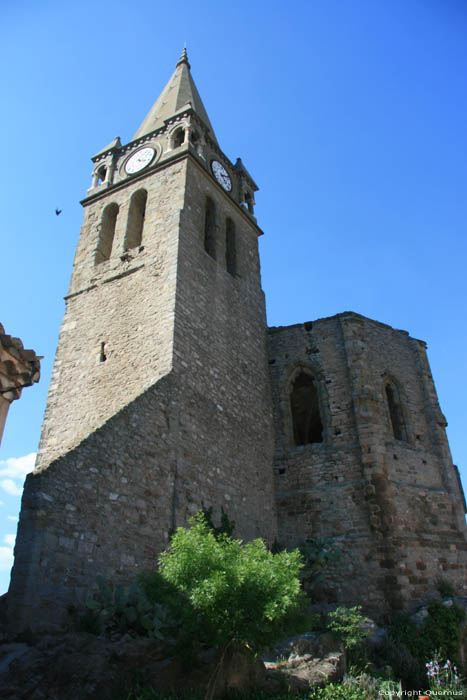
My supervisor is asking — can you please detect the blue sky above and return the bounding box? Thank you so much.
[1,0,466,594]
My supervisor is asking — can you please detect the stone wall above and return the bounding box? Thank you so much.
[8,376,175,629]
[268,312,467,616]
[8,152,277,630]
[35,160,185,470]
[169,156,276,539]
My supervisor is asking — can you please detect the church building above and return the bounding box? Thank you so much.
[8,50,467,630]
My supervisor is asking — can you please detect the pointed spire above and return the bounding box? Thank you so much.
[176,46,191,69]
[132,50,217,144]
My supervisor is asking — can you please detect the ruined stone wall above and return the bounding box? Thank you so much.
[268,313,467,615]
[36,160,185,470]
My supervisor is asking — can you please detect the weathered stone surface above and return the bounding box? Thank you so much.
[8,98,276,630]
[263,632,346,692]
[0,323,40,444]
[6,51,467,633]
[269,314,467,615]
[206,644,267,699]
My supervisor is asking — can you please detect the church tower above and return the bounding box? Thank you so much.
[9,51,466,631]
[8,50,277,628]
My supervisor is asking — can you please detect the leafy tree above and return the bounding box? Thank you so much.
[157,512,306,652]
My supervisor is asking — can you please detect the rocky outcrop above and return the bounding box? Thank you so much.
[263,632,346,693]
[0,630,347,699]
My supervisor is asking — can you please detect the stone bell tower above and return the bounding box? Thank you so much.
[8,50,277,629]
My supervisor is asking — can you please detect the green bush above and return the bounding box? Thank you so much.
[299,538,341,593]
[366,635,426,689]
[201,505,235,539]
[288,612,328,636]
[156,512,306,652]
[390,602,465,665]
[421,602,465,661]
[436,578,456,599]
[85,574,179,639]
[307,678,374,700]
[327,606,369,651]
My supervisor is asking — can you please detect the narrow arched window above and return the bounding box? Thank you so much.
[173,127,185,148]
[95,202,119,264]
[125,189,147,250]
[225,218,236,275]
[244,191,254,214]
[97,165,107,186]
[385,381,408,441]
[290,371,323,446]
[204,197,216,259]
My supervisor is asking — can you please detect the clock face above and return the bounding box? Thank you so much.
[211,160,232,191]
[125,147,155,174]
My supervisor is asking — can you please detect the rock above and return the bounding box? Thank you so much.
[0,633,171,699]
[0,633,270,700]
[266,631,344,660]
[265,651,346,693]
[0,643,30,674]
[263,632,346,693]
[0,628,351,698]
[206,644,266,699]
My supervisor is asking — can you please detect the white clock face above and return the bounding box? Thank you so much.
[211,160,232,191]
[125,147,155,174]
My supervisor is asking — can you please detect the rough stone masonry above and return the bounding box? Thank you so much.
[7,50,467,631]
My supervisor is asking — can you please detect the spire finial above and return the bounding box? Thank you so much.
[176,46,191,69]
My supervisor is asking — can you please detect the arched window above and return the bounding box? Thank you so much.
[95,202,119,264]
[225,218,236,275]
[290,370,323,446]
[124,189,147,250]
[204,197,216,259]
[173,127,185,148]
[385,380,408,442]
[96,165,107,186]
[244,191,254,214]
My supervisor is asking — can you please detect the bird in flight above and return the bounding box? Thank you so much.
[55,208,62,216]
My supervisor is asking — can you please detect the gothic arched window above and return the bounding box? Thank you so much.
[95,202,119,264]
[290,370,323,446]
[204,197,216,259]
[385,379,408,442]
[125,189,147,250]
[225,218,236,276]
